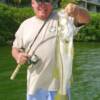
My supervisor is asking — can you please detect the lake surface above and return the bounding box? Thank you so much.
[72,42,100,100]
[0,42,100,100]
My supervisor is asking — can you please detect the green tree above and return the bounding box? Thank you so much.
[61,0,77,7]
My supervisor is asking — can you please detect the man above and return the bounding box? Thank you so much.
[11,0,90,100]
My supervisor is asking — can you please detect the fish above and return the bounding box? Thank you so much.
[55,10,76,100]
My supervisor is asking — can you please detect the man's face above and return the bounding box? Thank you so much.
[32,0,53,20]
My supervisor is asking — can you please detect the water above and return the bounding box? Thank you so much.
[72,42,100,100]
[0,43,100,100]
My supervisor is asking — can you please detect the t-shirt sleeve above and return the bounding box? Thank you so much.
[12,23,24,49]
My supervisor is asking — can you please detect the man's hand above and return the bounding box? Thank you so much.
[65,3,78,17]
[16,52,29,64]
[12,48,29,64]
[65,3,90,25]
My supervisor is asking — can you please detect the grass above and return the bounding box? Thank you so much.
[0,46,27,100]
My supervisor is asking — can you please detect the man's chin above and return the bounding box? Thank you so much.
[38,15,48,20]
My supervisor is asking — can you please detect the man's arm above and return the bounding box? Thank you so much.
[65,3,90,26]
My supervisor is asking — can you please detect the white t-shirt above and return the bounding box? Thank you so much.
[13,11,78,95]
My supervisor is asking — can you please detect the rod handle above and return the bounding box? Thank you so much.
[10,64,22,80]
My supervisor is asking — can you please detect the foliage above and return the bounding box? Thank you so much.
[61,0,77,7]
[75,13,100,42]
[9,0,31,6]
[0,3,33,45]
[0,3,100,46]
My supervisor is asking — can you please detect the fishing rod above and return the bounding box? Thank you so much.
[10,19,48,80]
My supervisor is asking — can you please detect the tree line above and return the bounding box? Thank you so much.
[0,3,100,46]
